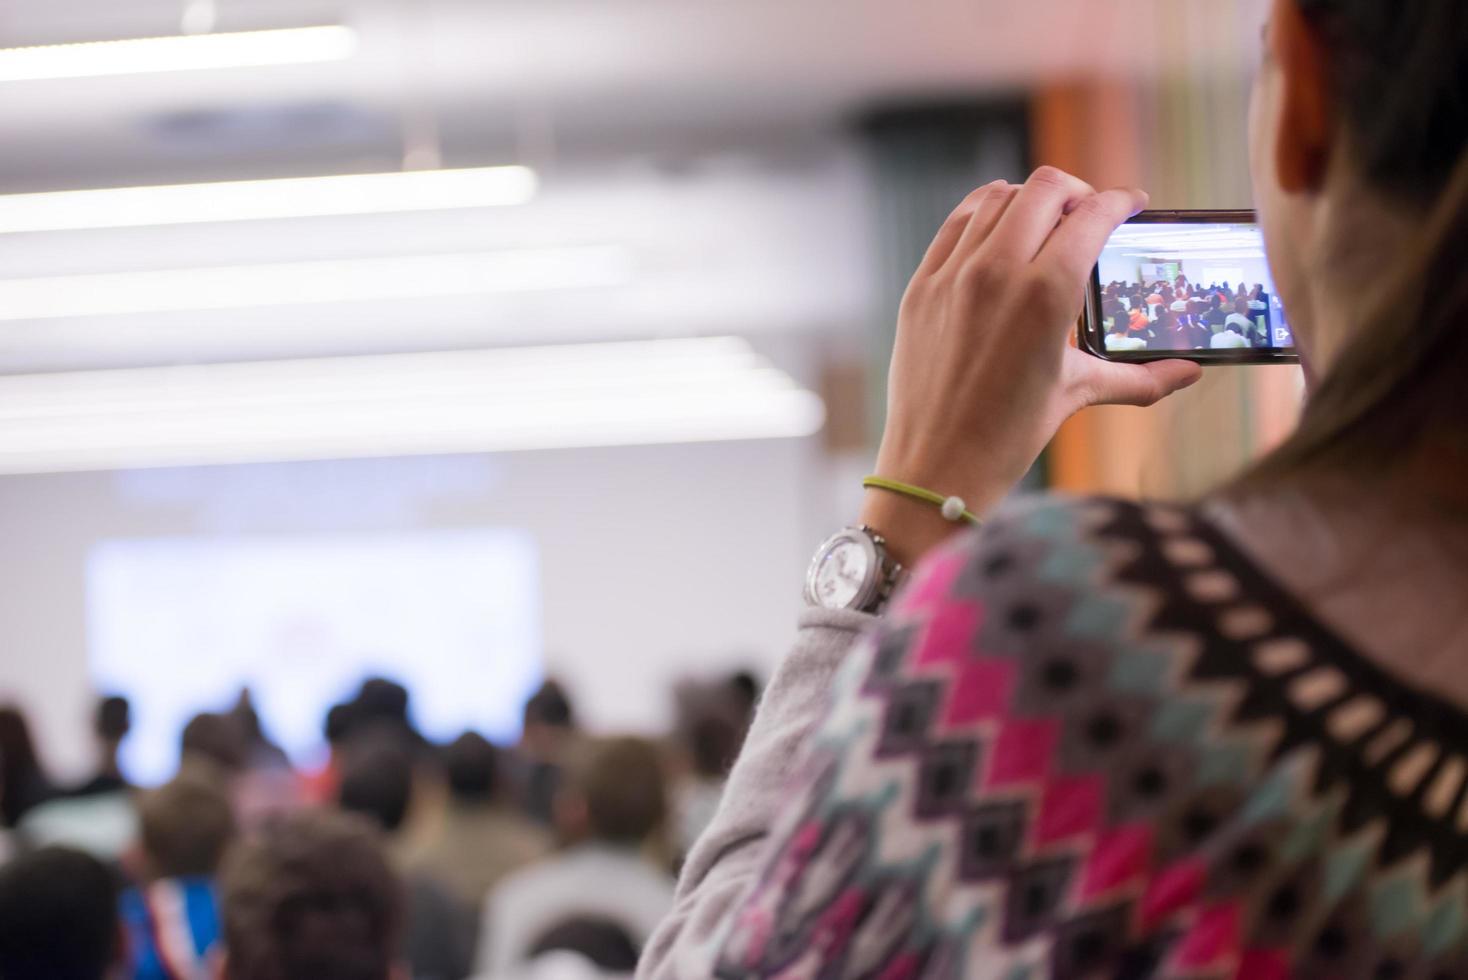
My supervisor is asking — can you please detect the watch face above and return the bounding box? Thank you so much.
[812,535,873,609]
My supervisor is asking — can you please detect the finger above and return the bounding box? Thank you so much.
[1037,187,1149,283]
[983,166,1096,263]
[946,183,1021,268]
[916,181,1010,276]
[1078,357,1203,408]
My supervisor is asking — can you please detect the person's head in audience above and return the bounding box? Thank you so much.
[229,689,290,771]
[1235,297,1252,317]
[217,810,406,980]
[92,696,130,780]
[0,846,122,980]
[0,705,51,828]
[337,731,415,835]
[557,737,667,849]
[325,702,357,751]
[356,678,409,726]
[726,670,760,724]
[181,712,248,776]
[444,731,502,808]
[522,680,577,759]
[137,767,236,882]
[687,714,740,782]
[351,678,422,749]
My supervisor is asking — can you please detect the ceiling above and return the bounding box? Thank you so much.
[0,0,1269,381]
[0,0,1270,191]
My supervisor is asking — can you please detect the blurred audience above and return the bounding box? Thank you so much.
[0,705,56,828]
[673,714,738,858]
[181,709,300,828]
[524,919,641,979]
[180,712,248,774]
[517,681,578,828]
[218,809,405,980]
[120,767,235,979]
[0,672,733,980]
[302,701,359,804]
[229,690,292,773]
[477,737,674,979]
[353,677,425,749]
[0,846,123,980]
[338,731,476,980]
[16,697,138,860]
[409,732,551,911]
[1100,275,1276,351]
[723,671,761,732]
[73,695,132,797]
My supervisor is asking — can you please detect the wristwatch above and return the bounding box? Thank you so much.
[803,526,905,614]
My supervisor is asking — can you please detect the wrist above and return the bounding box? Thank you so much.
[858,489,967,569]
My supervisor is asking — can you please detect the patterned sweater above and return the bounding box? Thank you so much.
[640,496,1468,979]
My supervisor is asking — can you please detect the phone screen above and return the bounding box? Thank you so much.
[1094,221,1294,355]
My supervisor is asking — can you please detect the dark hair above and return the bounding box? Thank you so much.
[0,847,120,980]
[336,732,414,833]
[181,712,247,773]
[94,696,130,743]
[219,810,404,980]
[687,715,740,779]
[0,706,50,828]
[139,768,237,879]
[1296,0,1467,200]
[523,681,575,730]
[1245,3,1468,489]
[324,703,357,745]
[726,671,760,715]
[568,737,667,845]
[355,678,409,725]
[444,732,499,803]
[528,917,640,973]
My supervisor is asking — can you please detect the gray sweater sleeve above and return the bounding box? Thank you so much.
[638,606,874,979]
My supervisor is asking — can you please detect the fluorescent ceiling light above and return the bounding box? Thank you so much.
[0,166,539,234]
[0,338,827,473]
[0,245,631,321]
[0,26,357,82]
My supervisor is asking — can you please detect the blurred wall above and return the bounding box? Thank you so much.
[0,439,824,780]
[1039,0,1303,500]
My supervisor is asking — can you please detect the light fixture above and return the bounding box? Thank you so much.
[0,26,358,83]
[0,338,827,474]
[0,166,539,234]
[0,245,630,321]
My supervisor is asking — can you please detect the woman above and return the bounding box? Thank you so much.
[643,0,1468,976]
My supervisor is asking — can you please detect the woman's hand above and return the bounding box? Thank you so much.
[862,167,1203,566]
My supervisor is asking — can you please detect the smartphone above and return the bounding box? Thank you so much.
[1079,210,1299,365]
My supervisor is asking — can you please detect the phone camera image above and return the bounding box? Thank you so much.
[1088,216,1296,364]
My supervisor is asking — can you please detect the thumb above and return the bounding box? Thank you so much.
[1076,357,1203,408]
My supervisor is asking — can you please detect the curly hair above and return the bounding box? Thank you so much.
[219,810,404,980]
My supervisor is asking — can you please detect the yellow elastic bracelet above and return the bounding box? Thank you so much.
[862,476,982,526]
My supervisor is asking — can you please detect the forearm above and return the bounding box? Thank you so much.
[638,607,872,979]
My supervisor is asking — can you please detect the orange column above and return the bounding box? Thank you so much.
[1033,81,1165,496]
